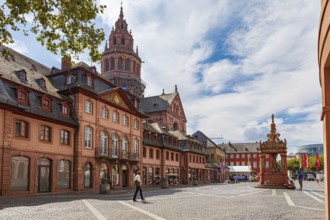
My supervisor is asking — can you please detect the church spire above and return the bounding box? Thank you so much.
[119,1,124,20]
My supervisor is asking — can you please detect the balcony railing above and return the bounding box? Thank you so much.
[95,147,139,161]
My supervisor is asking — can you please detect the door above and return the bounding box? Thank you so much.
[38,165,50,193]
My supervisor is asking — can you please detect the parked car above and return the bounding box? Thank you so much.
[306,173,315,181]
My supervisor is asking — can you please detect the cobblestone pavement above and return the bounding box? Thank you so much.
[0,180,325,220]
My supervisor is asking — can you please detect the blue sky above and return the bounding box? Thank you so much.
[7,0,322,153]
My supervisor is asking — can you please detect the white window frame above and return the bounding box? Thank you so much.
[101,108,108,119]
[85,101,93,113]
[123,115,128,126]
[112,111,119,123]
[134,119,139,129]
[85,127,92,148]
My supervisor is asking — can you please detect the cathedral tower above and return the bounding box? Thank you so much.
[101,6,145,99]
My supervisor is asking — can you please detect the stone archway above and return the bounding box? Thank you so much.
[256,114,287,188]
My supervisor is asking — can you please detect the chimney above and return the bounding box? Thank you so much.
[61,56,71,70]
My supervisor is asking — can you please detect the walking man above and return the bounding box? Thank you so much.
[298,171,304,190]
[133,171,145,202]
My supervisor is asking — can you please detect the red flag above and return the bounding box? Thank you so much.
[302,153,306,168]
[307,156,310,168]
[316,152,321,169]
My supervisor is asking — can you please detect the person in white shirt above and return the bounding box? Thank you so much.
[133,171,145,202]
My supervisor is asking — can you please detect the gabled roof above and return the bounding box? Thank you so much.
[219,142,260,152]
[139,92,177,113]
[0,46,77,126]
[193,130,219,148]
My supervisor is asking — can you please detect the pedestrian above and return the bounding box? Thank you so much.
[298,171,304,190]
[133,171,145,202]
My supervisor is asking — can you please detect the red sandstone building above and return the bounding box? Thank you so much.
[0,6,214,196]
[318,1,330,218]
[220,142,273,175]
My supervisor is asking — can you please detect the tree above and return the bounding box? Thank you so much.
[287,158,300,172]
[0,0,106,61]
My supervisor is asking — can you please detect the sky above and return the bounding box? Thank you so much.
[7,0,322,153]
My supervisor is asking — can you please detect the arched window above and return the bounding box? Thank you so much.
[104,58,109,72]
[173,122,178,131]
[112,134,118,156]
[110,58,115,70]
[11,156,29,191]
[58,160,71,189]
[113,38,117,45]
[85,127,93,148]
[122,137,128,157]
[134,139,139,157]
[100,131,108,154]
[101,108,108,119]
[125,59,130,71]
[121,37,125,45]
[84,162,92,188]
[118,57,123,70]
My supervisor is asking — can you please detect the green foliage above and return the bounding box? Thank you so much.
[287,158,300,171]
[0,0,106,61]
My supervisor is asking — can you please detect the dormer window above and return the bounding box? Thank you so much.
[66,74,74,85]
[16,69,27,80]
[17,87,28,105]
[38,78,46,88]
[86,73,94,87]
[42,96,51,111]
[61,103,70,116]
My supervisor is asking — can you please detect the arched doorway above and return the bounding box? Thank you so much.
[122,165,128,187]
[100,163,109,182]
[37,158,51,193]
[84,162,92,188]
[112,164,119,187]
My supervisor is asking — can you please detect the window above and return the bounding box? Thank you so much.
[230,162,234,166]
[42,97,51,111]
[100,131,108,154]
[84,163,92,188]
[16,70,27,80]
[101,108,108,119]
[134,119,139,129]
[121,37,125,45]
[149,148,154,159]
[110,58,115,70]
[62,103,69,116]
[112,111,119,123]
[125,59,130,71]
[11,156,29,191]
[112,134,118,156]
[171,152,174,161]
[156,150,160,159]
[176,153,178,161]
[166,151,169,160]
[104,59,109,72]
[266,154,269,158]
[134,139,139,156]
[253,154,257,158]
[247,154,251,158]
[253,161,257,168]
[230,154,234,159]
[84,127,92,148]
[143,147,146,158]
[40,125,52,142]
[118,57,123,70]
[241,154,245,159]
[265,161,269,168]
[242,161,245,166]
[236,154,240,159]
[85,101,93,113]
[236,161,240,166]
[123,115,128,126]
[66,75,74,84]
[17,88,28,105]
[86,75,93,87]
[60,130,70,145]
[15,120,29,138]
[122,137,128,157]
[58,160,70,189]
[38,78,46,88]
